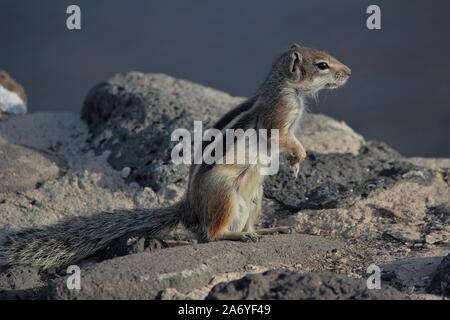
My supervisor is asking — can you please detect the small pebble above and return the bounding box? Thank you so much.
[121,167,131,178]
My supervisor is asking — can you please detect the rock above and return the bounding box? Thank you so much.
[121,167,131,179]
[133,187,160,209]
[443,170,450,186]
[383,225,422,244]
[82,72,242,190]
[0,266,43,291]
[81,72,366,190]
[206,270,406,300]
[427,204,450,225]
[0,143,60,193]
[0,112,88,157]
[424,232,449,245]
[265,141,434,211]
[427,253,450,296]
[0,69,27,115]
[0,266,48,300]
[0,112,160,231]
[404,157,450,172]
[381,248,449,292]
[48,234,342,299]
[281,173,450,239]
[298,114,365,155]
[156,184,185,205]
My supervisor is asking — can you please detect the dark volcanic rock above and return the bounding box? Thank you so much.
[264,141,434,210]
[427,253,450,297]
[82,72,241,190]
[427,205,450,225]
[443,170,450,185]
[206,270,407,300]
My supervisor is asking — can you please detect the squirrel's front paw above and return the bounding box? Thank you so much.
[287,152,305,178]
[240,232,262,243]
[290,162,300,178]
[297,146,307,163]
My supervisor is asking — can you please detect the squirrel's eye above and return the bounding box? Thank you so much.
[316,62,329,70]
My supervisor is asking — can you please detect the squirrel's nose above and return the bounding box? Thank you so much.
[344,66,352,76]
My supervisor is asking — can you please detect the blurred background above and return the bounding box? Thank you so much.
[1,0,449,156]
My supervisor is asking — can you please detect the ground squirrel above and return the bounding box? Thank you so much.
[0,44,351,270]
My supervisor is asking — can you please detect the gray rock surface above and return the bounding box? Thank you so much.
[265,141,434,211]
[0,142,60,193]
[49,234,342,300]
[0,266,46,300]
[427,253,450,296]
[82,72,242,190]
[0,113,169,232]
[207,270,407,300]
[281,174,450,240]
[404,157,450,172]
[298,114,364,155]
[0,265,43,291]
[380,246,449,294]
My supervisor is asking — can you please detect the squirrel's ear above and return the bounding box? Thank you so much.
[289,50,302,78]
[291,43,302,50]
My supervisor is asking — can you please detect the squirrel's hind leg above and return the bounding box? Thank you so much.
[206,191,262,243]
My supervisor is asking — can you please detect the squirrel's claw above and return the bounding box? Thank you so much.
[242,232,262,242]
[290,162,300,178]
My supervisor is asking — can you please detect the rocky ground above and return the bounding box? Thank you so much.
[0,72,449,300]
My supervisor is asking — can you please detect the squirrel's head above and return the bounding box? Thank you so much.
[270,44,351,95]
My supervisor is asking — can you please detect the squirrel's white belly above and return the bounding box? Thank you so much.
[228,164,263,232]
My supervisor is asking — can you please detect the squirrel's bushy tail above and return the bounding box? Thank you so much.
[0,202,183,270]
